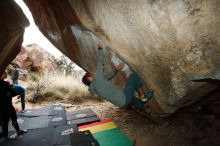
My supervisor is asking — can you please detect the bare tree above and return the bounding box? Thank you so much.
[53,55,76,75]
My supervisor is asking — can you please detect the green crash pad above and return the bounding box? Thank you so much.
[93,128,135,146]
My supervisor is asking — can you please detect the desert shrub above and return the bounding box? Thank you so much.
[42,90,64,101]
[29,73,40,82]
[52,55,76,75]
[29,77,47,103]
[27,73,103,104]
[66,88,103,103]
[66,88,86,103]
[6,65,14,76]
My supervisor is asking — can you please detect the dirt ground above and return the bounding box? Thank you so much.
[13,99,220,146]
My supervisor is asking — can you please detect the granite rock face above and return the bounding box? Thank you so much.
[1,0,220,114]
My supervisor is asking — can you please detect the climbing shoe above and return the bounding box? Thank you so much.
[140,90,154,102]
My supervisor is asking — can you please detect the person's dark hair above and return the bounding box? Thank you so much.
[82,73,92,86]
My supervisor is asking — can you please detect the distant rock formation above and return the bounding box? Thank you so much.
[12,44,57,74]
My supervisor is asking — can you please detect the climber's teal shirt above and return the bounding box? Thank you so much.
[88,49,126,108]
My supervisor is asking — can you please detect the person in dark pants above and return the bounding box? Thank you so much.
[0,71,27,141]
[11,66,19,84]
[6,69,26,112]
[13,84,26,112]
[82,42,154,115]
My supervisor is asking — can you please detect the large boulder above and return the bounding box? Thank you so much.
[1,0,220,115]
[0,0,29,75]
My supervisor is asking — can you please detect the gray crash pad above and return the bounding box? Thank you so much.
[17,105,54,117]
[0,124,78,146]
[9,116,52,131]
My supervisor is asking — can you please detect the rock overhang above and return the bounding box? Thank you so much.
[1,0,220,115]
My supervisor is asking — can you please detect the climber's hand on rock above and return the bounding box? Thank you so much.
[98,42,104,50]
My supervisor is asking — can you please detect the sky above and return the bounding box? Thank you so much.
[14,0,62,58]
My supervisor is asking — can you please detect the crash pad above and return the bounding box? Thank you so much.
[50,105,67,127]
[0,125,77,146]
[70,130,100,146]
[17,105,54,117]
[9,116,52,131]
[78,119,117,133]
[66,108,100,126]
[52,105,66,116]
[93,128,135,146]
[66,109,97,121]
[49,116,67,127]
[67,116,100,126]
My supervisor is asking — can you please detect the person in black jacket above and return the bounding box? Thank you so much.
[0,71,27,141]
[11,66,19,84]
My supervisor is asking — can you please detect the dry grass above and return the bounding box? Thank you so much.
[27,73,102,103]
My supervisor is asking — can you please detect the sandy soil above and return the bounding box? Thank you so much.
[13,99,220,146]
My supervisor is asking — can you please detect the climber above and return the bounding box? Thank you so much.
[82,42,154,114]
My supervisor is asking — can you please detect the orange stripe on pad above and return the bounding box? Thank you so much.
[78,119,117,133]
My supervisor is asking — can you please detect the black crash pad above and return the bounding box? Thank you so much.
[9,116,52,131]
[49,115,67,128]
[52,105,66,116]
[49,105,67,127]
[70,130,100,146]
[0,125,78,146]
[66,108,100,126]
[66,109,97,121]
[67,116,100,126]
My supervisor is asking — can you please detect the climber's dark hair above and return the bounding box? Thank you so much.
[82,72,92,86]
